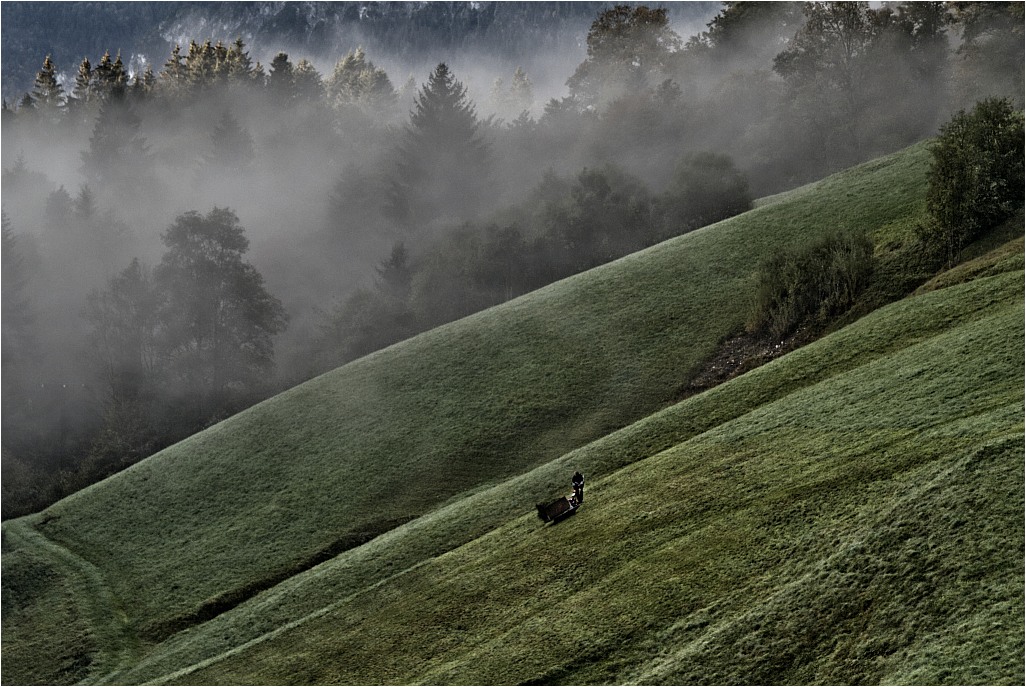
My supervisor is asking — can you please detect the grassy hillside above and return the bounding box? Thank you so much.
[4,140,1022,684]
[111,251,1023,685]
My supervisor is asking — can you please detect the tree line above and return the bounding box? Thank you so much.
[2,2,1022,517]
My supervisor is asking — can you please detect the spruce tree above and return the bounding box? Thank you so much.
[160,45,187,96]
[81,89,149,185]
[91,51,127,101]
[293,59,325,103]
[226,37,257,85]
[510,67,534,113]
[267,52,296,104]
[184,40,214,90]
[389,63,490,226]
[1,213,36,414]
[45,186,75,227]
[72,57,93,104]
[204,110,255,169]
[75,184,97,220]
[32,55,65,114]
[141,65,156,93]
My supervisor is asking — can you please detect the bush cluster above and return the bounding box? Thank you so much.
[920,98,1024,264]
[748,231,875,340]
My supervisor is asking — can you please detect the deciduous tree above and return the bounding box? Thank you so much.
[920,98,1025,263]
[155,208,288,412]
[567,5,682,110]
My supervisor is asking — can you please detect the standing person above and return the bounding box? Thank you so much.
[572,471,584,505]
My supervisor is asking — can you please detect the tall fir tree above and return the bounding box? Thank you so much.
[81,88,149,186]
[293,59,325,103]
[226,37,258,85]
[204,110,255,169]
[267,52,297,104]
[388,63,490,226]
[31,55,65,114]
[72,57,93,105]
[160,44,187,96]
[510,66,534,113]
[91,51,127,101]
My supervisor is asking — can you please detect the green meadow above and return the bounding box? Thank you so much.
[3,141,1023,684]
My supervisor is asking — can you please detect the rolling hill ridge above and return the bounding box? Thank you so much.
[2,141,1023,685]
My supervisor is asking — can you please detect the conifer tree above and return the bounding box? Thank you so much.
[160,45,187,96]
[184,40,213,90]
[375,241,413,302]
[81,89,149,185]
[388,63,490,226]
[267,52,296,104]
[204,110,255,169]
[91,51,127,100]
[73,57,93,104]
[44,186,75,227]
[326,47,397,114]
[2,212,36,410]
[293,59,325,103]
[75,184,97,220]
[226,37,257,84]
[488,77,508,113]
[18,93,36,112]
[32,55,65,114]
[488,67,534,116]
[139,65,156,94]
[510,66,534,113]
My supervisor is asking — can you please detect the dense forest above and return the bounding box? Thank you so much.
[2,2,1023,518]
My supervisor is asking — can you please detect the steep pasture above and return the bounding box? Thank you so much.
[153,266,1025,685]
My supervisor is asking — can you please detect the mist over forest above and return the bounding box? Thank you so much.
[2,1,1023,518]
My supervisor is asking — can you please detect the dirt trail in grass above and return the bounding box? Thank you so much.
[4,519,144,683]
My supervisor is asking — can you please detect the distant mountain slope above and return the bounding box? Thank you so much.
[4,141,1023,684]
[0,1,718,101]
